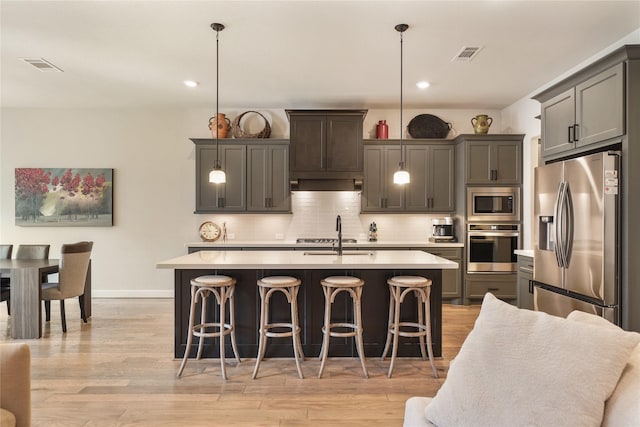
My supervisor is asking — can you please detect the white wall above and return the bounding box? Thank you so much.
[0,106,501,297]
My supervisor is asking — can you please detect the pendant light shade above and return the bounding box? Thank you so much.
[393,164,410,184]
[394,23,410,185]
[209,160,226,184]
[209,22,226,184]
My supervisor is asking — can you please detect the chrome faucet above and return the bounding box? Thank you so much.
[336,215,343,255]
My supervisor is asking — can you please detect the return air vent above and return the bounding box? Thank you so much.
[20,58,63,72]
[452,46,483,62]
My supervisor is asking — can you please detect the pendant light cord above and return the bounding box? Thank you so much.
[215,28,220,164]
[399,29,404,165]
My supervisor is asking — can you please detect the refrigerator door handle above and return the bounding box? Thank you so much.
[563,183,574,266]
[553,182,565,268]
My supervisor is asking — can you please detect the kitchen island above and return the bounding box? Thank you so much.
[157,250,458,360]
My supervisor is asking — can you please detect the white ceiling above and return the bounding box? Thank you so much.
[2,0,639,110]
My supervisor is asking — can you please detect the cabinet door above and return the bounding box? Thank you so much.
[269,145,291,212]
[326,115,363,172]
[493,141,521,184]
[362,145,403,212]
[362,146,385,211]
[576,62,624,148]
[196,145,246,212]
[247,145,290,212]
[429,145,455,211]
[517,256,534,310]
[405,145,430,211]
[465,142,492,184]
[541,88,576,158]
[290,115,325,173]
[427,248,462,300]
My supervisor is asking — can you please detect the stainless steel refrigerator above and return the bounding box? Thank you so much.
[533,151,621,324]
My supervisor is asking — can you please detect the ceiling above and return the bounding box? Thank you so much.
[2,0,639,110]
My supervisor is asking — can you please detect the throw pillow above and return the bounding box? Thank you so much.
[566,310,640,427]
[424,293,640,427]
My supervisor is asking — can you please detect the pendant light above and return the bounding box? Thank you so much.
[393,23,410,185]
[209,22,226,184]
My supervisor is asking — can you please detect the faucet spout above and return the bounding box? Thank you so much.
[336,215,343,256]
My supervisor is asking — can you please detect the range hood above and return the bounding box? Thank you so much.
[290,178,363,192]
[287,109,367,192]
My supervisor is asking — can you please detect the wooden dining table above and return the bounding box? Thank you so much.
[1,258,59,338]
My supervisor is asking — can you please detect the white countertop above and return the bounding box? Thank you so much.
[514,249,534,258]
[157,250,459,270]
[187,240,464,248]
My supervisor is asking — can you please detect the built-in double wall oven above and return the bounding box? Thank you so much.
[466,186,521,273]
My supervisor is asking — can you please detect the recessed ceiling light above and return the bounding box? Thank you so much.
[183,80,199,88]
[417,81,430,89]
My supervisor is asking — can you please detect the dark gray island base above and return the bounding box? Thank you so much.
[172,267,442,360]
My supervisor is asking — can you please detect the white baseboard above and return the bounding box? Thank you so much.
[92,290,173,298]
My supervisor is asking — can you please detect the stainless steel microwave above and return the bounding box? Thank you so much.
[467,187,520,222]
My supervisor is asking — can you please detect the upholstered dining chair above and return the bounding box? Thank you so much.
[0,245,13,315]
[42,242,93,333]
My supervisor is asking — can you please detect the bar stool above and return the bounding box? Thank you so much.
[177,275,240,380]
[318,276,368,379]
[252,276,304,379]
[381,276,438,378]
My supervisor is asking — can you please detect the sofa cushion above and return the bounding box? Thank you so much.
[566,310,640,427]
[424,293,640,427]
[403,397,434,427]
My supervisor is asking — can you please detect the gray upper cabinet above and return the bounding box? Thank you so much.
[461,136,522,185]
[247,144,290,212]
[287,110,367,180]
[193,139,290,214]
[537,62,624,159]
[362,144,403,212]
[406,144,455,211]
[195,144,246,212]
[363,142,454,213]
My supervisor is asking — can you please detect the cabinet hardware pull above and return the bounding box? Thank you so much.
[217,197,225,208]
[573,124,579,141]
[487,287,500,291]
[568,125,573,143]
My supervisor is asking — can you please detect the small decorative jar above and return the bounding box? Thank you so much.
[471,114,493,134]
[376,120,389,139]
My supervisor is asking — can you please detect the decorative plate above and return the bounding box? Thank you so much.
[407,114,452,138]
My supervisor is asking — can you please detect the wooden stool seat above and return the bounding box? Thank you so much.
[318,276,368,379]
[382,275,438,378]
[252,276,304,379]
[177,275,240,380]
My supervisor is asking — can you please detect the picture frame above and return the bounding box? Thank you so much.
[15,168,113,227]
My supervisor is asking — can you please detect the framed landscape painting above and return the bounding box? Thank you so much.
[15,168,113,227]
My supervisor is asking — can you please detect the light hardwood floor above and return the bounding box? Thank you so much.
[1,299,480,427]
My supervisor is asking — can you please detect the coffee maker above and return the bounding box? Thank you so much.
[430,217,455,242]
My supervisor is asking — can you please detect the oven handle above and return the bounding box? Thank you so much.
[468,232,520,237]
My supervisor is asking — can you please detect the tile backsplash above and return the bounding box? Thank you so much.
[202,192,454,242]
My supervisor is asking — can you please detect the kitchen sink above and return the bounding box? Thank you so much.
[303,251,374,256]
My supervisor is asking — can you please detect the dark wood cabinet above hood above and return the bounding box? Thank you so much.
[286,109,367,190]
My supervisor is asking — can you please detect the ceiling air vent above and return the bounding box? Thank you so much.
[20,58,63,72]
[452,46,483,62]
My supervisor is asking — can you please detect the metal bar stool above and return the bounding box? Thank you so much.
[252,276,304,379]
[318,276,368,379]
[177,275,240,380]
[381,275,438,378]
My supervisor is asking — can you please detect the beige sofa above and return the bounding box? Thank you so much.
[403,294,640,427]
[0,343,31,427]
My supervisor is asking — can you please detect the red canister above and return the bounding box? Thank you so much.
[376,120,389,139]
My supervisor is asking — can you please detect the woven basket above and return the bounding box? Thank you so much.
[231,111,271,138]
